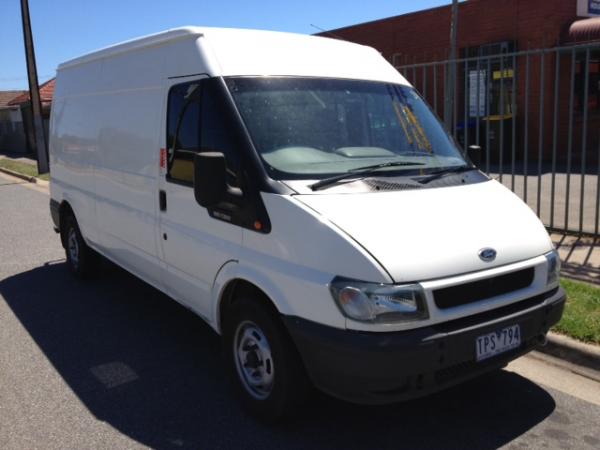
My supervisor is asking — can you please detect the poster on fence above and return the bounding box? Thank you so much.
[469,70,487,118]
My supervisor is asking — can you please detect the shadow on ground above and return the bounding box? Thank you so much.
[553,234,600,285]
[0,260,556,450]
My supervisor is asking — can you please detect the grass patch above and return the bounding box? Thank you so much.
[0,158,49,181]
[553,278,600,344]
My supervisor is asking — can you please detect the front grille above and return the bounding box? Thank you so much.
[433,267,535,310]
[432,288,554,333]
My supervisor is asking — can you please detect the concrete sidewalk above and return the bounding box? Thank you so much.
[552,233,600,286]
[493,171,600,237]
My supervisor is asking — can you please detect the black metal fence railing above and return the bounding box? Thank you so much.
[396,43,600,237]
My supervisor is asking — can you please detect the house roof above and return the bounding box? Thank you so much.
[8,78,55,106]
[0,90,27,108]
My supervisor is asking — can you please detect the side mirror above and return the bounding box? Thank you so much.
[467,145,482,167]
[193,152,228,208]
[193,152,243,208]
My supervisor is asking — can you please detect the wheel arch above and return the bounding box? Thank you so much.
[58,200,75,247]
[212,262,291,335]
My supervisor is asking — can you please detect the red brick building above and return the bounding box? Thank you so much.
[324,0,595,64]
[322,0,600,164]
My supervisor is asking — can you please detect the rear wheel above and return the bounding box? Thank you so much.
[223,298,310,422]
[62,213,97,278]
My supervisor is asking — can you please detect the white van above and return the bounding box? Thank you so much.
[49,27,565,420]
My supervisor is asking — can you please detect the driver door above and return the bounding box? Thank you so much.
[157,76,242,322]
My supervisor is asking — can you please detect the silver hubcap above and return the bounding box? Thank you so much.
[67,228,79,267]
[233,321,274,400]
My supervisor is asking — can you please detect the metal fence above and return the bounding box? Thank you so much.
[395,42,600,237]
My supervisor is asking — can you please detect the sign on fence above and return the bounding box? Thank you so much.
[468,70,486,118]
[578,0,600,16]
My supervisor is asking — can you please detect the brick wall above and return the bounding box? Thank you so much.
[325,0,579,64]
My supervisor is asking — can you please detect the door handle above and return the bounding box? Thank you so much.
[159,190,167,211]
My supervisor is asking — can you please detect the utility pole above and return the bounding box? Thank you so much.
[444,0,459,129]
[20,0,49,174]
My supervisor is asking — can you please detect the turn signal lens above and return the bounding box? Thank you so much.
[545,250,561,286]
[337,287,373,321]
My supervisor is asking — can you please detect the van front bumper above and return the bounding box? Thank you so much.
[283,287,565,405]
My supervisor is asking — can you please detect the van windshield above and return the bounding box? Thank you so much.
[226,77,467,181]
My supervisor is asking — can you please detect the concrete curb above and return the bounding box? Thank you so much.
[537,332,600,373]
[0,166,36,182]
[0,166,48,187]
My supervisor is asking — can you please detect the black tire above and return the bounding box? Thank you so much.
[223,298,311,422]
[62,213,97,279]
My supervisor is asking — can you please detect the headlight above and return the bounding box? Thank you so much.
[329,277,429,323]
[545,250,561,286]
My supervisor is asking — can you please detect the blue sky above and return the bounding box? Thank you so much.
[1,0,452,90]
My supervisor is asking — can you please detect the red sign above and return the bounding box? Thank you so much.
[160,148,166,169]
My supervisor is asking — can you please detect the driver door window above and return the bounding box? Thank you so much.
[167,82,201,184]
[167,79,240,187]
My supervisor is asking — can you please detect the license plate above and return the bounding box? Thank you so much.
[475,324,521,362]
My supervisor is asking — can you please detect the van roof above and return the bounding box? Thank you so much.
[57,27,202,70]
[57,27,407,85]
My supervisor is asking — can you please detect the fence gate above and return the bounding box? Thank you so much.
[396,43,600,237]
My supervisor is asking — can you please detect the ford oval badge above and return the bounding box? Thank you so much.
[479,248,497,262]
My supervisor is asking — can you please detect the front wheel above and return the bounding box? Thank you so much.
[223,299,310,422]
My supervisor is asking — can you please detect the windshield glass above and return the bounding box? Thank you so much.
[226,77,466,180]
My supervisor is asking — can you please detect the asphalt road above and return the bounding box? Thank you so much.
[1,171,599,450]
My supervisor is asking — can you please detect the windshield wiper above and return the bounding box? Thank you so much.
[416,165,476,184]
[310,161,425,191]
